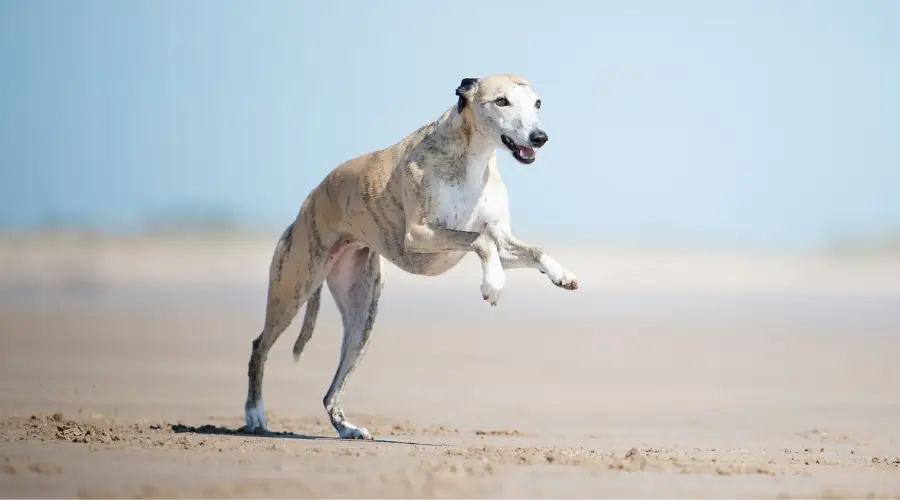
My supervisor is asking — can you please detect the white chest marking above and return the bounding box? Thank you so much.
[433,181,491,231]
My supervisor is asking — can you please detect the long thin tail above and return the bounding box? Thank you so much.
[292,284,322,363]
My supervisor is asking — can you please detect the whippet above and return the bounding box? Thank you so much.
[244,74,579,439]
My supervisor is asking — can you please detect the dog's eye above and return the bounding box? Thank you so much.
[535,99,541,109]
[494,97,510,107]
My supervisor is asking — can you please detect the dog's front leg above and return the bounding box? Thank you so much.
[490,230,579,291]
[404,224,506,305]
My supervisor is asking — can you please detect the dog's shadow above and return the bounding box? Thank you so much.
[168,423,442,446]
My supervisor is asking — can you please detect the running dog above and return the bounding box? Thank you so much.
[244,74,579,439]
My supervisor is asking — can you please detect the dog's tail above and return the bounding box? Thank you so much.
[291,284,322,364]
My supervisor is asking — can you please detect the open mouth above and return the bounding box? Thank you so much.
[501,135,536,165]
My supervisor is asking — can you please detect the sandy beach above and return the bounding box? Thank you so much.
[1,232,899,498]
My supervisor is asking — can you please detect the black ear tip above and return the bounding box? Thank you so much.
[455,77,479,96]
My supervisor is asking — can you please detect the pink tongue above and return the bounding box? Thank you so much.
[519,146,535,158]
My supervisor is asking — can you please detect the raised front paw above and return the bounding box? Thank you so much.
[480,268,506,306]
[540,255,579,291]
[552,270,579,290]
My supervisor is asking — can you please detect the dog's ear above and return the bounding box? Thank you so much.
[455,77,479,113]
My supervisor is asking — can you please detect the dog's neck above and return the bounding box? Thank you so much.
[428,105,497,186]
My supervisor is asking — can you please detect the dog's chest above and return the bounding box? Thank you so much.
[431,182,493,231]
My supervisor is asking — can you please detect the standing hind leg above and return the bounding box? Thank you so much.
[244,219,331,433]
[323,246,384,440]
[245,301,298,432]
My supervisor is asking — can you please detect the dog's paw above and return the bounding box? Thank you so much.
[337,422,373,440]
[481,267,505,306]
[540,256,579,291]
[481,282,502,306]
[552,273,579,290]
[244,400,268,433]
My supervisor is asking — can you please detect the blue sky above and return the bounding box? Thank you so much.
[1,0,898,249]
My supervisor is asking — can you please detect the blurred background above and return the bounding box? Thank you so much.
[2,0,899,247]
[1,0,899,313]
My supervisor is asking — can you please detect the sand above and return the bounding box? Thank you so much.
[1,232,899,498]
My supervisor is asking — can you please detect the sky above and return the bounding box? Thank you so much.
[1,0,899,250]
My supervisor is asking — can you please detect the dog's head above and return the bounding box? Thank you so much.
[455,74,548,165]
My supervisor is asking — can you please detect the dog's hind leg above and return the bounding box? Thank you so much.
[322,246,384,440]
[245,218,330,433]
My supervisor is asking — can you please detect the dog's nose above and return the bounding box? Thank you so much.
[529,129,549,148]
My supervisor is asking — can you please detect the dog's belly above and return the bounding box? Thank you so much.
[414,250,469,276]
[378,247,469,277]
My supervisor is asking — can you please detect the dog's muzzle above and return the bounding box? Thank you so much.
[502,130,548,165]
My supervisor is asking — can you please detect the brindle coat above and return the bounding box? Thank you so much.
[245,74,579,439]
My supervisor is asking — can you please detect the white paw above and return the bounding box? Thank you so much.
[244,400,268,433]
[337,422,373,440]
[541,256,579,291]
[480,261,506,306]
[553,269,579,290]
